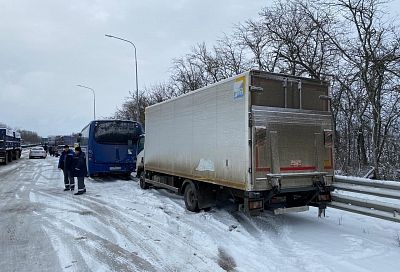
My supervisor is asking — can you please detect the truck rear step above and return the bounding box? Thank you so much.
[273,206,309,215]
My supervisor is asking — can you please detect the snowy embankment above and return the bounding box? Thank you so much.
[28,157,400,272]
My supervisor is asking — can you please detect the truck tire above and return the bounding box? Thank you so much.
[8,152,12,162]
[4,153,8,165]
[136,168,143,178]
[139,172,149,189]
[184,182,200,212]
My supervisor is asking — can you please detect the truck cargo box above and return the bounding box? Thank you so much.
[143,70,333,214]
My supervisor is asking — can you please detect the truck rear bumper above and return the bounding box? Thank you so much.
[89,162,135,175]
[243,185,331,215]
[273,206,309,215]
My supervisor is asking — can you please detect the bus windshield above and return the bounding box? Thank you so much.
[94,121,140,144]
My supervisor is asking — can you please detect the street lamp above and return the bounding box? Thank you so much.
[77,84,96,120]
[105,34,139,122]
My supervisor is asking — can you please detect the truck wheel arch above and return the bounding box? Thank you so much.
[181,179,198,196]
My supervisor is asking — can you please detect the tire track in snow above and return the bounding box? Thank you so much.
[31,189,220,271]
[39,214,157,272]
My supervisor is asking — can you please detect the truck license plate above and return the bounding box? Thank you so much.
[110,167,121,171]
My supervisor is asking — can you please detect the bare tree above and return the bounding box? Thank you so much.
[258,0,338,79]
[312,0,400,177]
[235,19,270,70]
[171,54,207,94]
[214,34,251,78]
[110,0,400,178]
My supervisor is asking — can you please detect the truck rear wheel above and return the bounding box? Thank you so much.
[4,153,8,165]
[184,182,200,212]
[139,172,149,189]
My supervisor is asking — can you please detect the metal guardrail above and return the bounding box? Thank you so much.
[330,175,400,223]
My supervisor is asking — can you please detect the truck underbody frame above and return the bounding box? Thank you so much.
[141,169,332,215]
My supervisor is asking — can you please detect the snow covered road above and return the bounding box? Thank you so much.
[1,154,399,272]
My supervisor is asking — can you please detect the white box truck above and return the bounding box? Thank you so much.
[140,70,333,215]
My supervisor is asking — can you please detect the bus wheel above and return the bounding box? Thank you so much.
[184,182,200,212]
[139,172,149,190]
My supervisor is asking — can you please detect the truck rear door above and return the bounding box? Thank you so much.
[248,71,333,191]
[252,108,333,191]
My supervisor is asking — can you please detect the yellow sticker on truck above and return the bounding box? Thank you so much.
[234,76,246,100]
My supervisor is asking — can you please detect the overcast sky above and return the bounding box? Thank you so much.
[0,0,269,137]
[1,1,399,137]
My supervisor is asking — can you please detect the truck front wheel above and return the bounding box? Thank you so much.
[139,172,149,189]
[184,182,200,212]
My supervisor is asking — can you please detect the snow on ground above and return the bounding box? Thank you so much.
[8,155,400,271]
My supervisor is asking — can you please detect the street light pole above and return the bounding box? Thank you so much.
[105,34,139,122]
[77,84,96,120]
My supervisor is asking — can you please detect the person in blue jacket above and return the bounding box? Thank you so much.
[72,146,88,195]
[58,145,75,191]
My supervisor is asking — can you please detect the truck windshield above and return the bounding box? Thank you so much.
[137,136,145,153]
[94,121,140,145]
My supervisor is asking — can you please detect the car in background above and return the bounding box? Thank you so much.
[29,147,47,159]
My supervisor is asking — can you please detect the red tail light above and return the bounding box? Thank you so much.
[249,200,263,210]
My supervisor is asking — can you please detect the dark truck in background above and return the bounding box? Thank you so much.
[0,128,22,164]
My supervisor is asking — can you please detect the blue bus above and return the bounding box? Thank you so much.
[78,120,144,177]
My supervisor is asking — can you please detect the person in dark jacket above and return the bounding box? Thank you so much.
[58,145,75,191]
[72,146,87,195]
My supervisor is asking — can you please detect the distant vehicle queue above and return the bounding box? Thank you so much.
[1,120,144,183]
